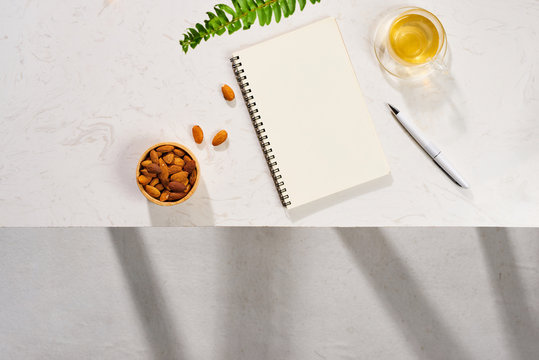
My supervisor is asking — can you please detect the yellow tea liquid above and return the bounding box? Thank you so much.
[389,13,440,64]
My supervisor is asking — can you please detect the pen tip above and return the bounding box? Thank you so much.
[387,103,400,115]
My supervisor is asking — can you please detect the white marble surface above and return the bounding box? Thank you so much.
[1,227,539,359]
[1,0,538,226]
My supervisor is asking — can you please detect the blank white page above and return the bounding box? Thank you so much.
[233,17,390,209]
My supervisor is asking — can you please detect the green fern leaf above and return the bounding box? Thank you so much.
[188,28,199,38]
[246,8,257,27]
[264,5,273,24]
[247,0,258,10]
[257,8,266,26]
[298,0,306,10]
[287,0,296,15]
[210,18,222,31]
[196,23,207,36]
[231,0,242,12]
[214,7,229,24]
[279,0,290,18]
[272,2,282,23]
[255,0,266,9]
[217,4,237,17]
[229,20,242,34]
[238,0,249,12]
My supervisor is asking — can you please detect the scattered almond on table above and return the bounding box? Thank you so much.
[212,130,228,146]
[221,84,235,101]
[192,125,204,144]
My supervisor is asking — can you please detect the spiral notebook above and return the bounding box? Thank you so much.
[231,17,390,209]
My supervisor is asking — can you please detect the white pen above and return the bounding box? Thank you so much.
[388,104,469,189]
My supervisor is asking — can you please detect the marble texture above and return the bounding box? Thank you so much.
[1,227,539,359]
[1,0,538,226]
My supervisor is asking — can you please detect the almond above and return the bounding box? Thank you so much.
[140,169,156,178]
[155,184,164,191]
[168,165,183,175]
[141,159,152,167]
[161,178,170,189]
[159,190,170,202]
[212,130,228,146]
[169,192,187,201]
[173,148,185,157]
[150,150,159,164]
[145,185,161,198]
[138,175,151,185]
[169,181,186,193]
[184,160,196,173]
[158,159,169,187]
[158,158,169,177]
[222,84,235,101]
[156,145,174,152]
[190,169,197,185]
[192,125,204,144]
[150,178,159,187]
[146,163,161,174]
[170,171,189,183]
[183,155,192,162]
[163,152,174,164]
[173,157,185,167]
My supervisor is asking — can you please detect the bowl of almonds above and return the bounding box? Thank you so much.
[136,142,199,206]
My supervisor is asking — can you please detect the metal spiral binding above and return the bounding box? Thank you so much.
[230,56,291,207]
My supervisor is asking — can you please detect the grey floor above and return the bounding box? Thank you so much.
[1,228,538,360]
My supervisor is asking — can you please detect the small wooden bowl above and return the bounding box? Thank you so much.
[136,142,200,206]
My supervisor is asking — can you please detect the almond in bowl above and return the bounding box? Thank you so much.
[136,142,199,206]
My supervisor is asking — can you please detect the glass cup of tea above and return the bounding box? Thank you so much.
[373,7,447,79]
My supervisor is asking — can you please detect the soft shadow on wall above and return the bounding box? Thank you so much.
[108,228,186,360]
[337,227,473,360]
[216,227,295,360]
[477,228,539,360]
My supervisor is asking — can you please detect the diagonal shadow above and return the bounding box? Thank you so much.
[108,228,185,360]
[338,228,472,360]
[477,228,539,360]
[218,227,293,360]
